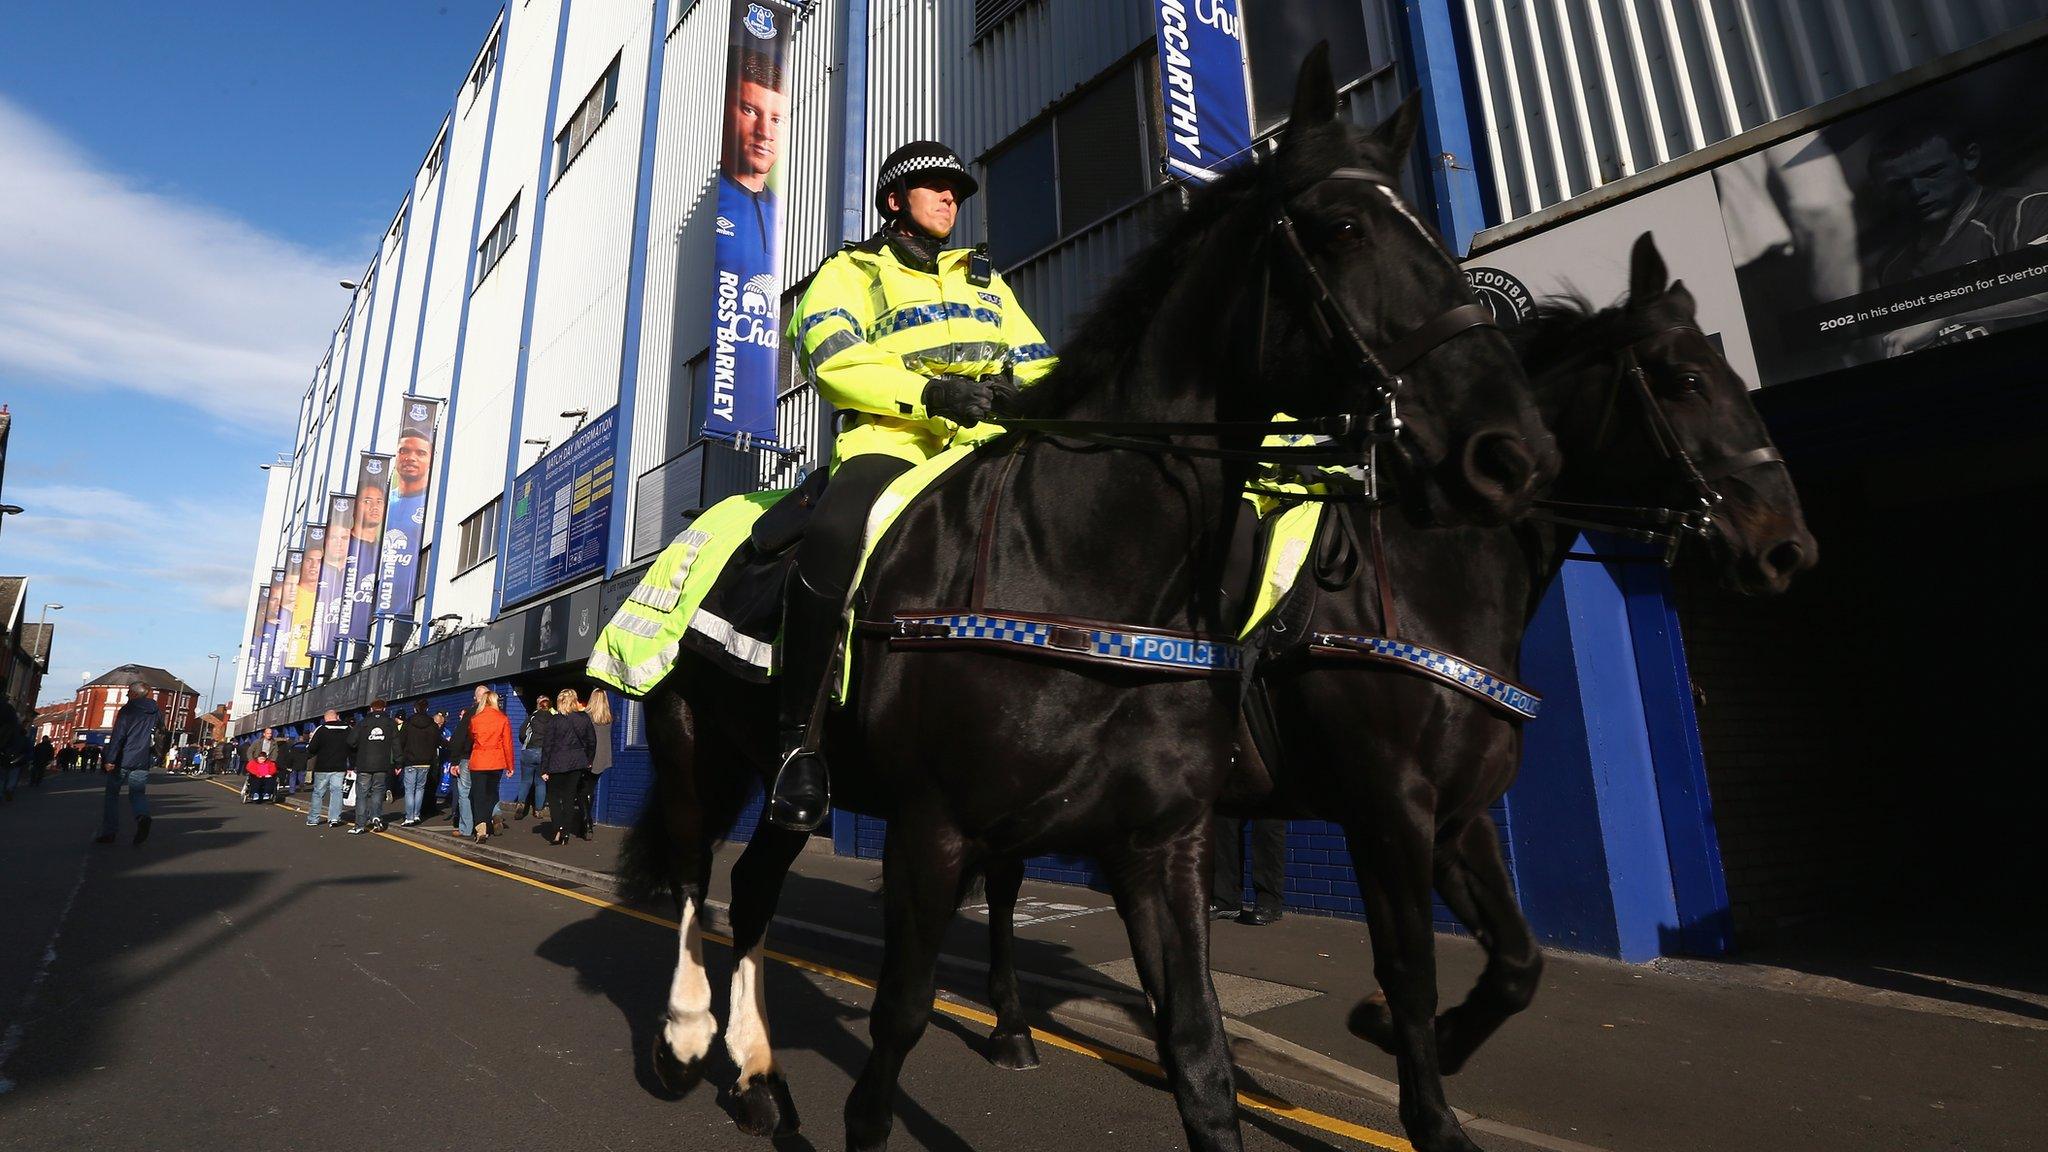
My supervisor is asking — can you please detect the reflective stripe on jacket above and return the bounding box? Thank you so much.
[789,237,1057,467]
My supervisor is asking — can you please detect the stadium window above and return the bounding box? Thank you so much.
[475,193,521,285]
[555,54,622,183]
[424,129,446,184]
[985,63,1156,269]
[457,499,500,573]
[972,0,1032,40]
[1242,0,1375,133]
[411,545,431,623]
[469,28,501,103]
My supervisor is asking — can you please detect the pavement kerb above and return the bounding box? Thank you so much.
[383,819,1618,1152]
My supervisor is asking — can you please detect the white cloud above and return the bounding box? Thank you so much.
[0,96,353,427]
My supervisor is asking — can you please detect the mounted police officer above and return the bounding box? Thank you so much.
[770,140,1059,831]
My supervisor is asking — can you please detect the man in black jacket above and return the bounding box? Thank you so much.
[94,685,162,845]
[515,695,555,821]
[397,703,442,828]
[306,711,354,828]
[349,700,400,834]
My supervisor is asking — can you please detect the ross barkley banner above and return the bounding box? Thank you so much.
[311,493,354,658]
[701,0,797,444]
[1154,0,1254,182]
[376,397,440,619]
[341,452,393,645]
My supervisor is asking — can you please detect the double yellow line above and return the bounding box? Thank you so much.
[205,778,1409,1150]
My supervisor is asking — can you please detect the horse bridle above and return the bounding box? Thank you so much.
[1529,324,1787,563]
[997,165,1497,488]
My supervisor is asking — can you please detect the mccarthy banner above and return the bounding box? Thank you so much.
[702,0,796,443]
[246,578,275,691]
[1154,0,1253,181]
[342,452,393,645]
[259,568,284,690]
[376,396,440,619]
[285,528,323,670]
[311,493,354,658]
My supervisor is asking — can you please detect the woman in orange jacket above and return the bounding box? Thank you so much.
[467,690,516,843]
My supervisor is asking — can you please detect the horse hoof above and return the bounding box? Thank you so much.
[1347,992,1398,1056]
[734,1071,801,1138]
[652,1035,706,1097]
[985,1029,1040,1071]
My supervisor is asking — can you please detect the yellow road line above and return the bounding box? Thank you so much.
[203,777,1410,1150]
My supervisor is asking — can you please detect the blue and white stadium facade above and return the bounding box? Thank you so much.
[233,0,2048,959]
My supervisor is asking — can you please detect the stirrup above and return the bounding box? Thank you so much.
[767,746,831,832]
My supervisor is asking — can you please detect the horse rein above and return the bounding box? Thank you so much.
[1528,324,1787,564]
[996,165,1497,486]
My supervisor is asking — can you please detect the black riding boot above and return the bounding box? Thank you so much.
[768,569,843,832]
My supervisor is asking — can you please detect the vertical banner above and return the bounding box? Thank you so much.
[246,579,275,691]
[260,568,285,689]
[311,494,355,659]
[376,397,440,619]
[341,452,392,645]
[701,0,796,443]
[286,528,323,669]
[1154,0,1254,181]
[276,549,304,682]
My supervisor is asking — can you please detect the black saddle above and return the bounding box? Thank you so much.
[750,466,832,556]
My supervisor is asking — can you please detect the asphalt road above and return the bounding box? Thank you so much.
[0,773,1430,1152]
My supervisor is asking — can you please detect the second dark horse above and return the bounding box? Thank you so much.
[619,49,1557,1152]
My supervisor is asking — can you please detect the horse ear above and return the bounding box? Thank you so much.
[1288,42,1338,129]
[1667,278,1698,318]
[1628,232,1668,304]
[1372,92,1424,161]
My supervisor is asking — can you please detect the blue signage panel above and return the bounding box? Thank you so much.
[1154,0,1254,181]
[502,407,617,606]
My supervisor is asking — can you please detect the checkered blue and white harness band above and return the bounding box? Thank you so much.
[1310,633,1542,720]
[891,613,1243,675]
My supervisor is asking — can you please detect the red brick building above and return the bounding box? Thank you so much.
[70,665,200,744]
[35,698,83,745]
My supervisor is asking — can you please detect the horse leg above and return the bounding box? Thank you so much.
[844,816,966,1152]
[981,856,1040,1070]
[645,688,732,1097]
[1344,813,1479,1152]
[1348,816,1543,1074]
[1106,829,1243,1152]
[1429,815,1542,1075]
[723,823,811,1137]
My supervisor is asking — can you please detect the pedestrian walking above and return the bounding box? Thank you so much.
[94,685,161,845]
[348,699,399,834]
[306,709,353,828]
[398,702,441,827]
[30,735,54,789]
[58,744,78,774]
[0,700,29,801]
[539,688,596,847]
[244,748,278,803]
[515,693,555,821]
[446,701,477,834]
[279,732,308,796]
[584,688,614,840]
[421,710,450,821]
[1211,816,1287,926]
[468,690,515,843]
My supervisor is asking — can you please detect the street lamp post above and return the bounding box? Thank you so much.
[206,653,221,716]
[35,603,61,672]
[0,504,23,539]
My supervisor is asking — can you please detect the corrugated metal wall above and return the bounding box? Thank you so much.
[1462,0,2048,223]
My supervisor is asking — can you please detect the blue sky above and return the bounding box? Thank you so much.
[0,2,504,711]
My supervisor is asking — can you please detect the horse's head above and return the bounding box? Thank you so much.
[1570,234,1817,594]
[1253,46,1557,523]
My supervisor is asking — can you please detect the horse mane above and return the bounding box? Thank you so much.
[1009,123,1367,418]
[1506,293,1636,376]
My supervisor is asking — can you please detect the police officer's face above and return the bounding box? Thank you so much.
[894,178,957,240]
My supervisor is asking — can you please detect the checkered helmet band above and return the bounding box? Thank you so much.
[875,141,978,216]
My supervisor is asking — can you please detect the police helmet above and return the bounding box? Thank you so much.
[874,141,979,218]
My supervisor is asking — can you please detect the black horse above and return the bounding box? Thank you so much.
[618,49,1557,1152]
[975,234,1817,1152]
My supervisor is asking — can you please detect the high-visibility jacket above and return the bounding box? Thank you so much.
[790,236,1058,467]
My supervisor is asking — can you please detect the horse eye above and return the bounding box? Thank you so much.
[1330,219,1360,242]
[1676,373,1703,393]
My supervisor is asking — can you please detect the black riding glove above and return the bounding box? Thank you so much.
[921,375,996,425]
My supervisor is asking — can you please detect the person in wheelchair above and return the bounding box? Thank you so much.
[771,140,1058,832]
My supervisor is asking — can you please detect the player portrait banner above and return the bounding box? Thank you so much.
[342,452,393,644]
[311,494,355,659]
[1154,0,1254,181]
[246,579,275,691]
[701,0,796,444]
[260,568,285,689]
[273,555,300,687]
[286,528,324,669]
[376,396,440,619]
